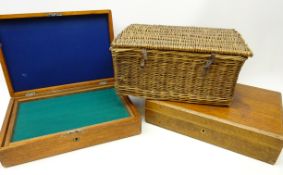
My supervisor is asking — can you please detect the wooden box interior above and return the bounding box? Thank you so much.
[11,87,131,143]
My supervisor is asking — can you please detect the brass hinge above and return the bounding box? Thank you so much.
[47,12,63,17]
[98,80,108,86]
[25,92,36,97]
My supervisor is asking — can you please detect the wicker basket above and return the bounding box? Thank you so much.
[111,24,253,105]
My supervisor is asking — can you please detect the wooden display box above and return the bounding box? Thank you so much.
[145,84,283,164]
[0,10,141,167]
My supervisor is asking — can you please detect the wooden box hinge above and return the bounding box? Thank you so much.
[47,12,63,17]
[98,80,108,85]
[25,92,36,97]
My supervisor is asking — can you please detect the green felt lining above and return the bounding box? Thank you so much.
[11,87,130,142]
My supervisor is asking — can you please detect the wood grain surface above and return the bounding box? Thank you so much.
[145,84,283,164]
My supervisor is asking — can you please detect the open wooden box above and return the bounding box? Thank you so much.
[0,10,141,167]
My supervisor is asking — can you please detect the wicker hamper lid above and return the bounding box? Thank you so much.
[112,24,253,58]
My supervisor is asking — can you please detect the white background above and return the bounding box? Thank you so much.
[0,0,282,174]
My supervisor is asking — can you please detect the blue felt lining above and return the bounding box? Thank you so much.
[0,14,113,92]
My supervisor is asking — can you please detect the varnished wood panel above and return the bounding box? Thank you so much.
[3,102,18,146]
[0,112,140,167]
[148,84,283,136]
[0,10,112,19]
[145,84,283,164]
[0,99,14,147]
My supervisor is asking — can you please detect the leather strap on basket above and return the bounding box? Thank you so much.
[203,54,216,76]
[140,49,148,68]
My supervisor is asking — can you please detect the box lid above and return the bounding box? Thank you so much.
[112,24,253,58]
[0,10,114,97]
[146,84,283,138]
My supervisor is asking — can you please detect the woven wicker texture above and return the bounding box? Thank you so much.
[112,24,253,57]
[111,24,253,105]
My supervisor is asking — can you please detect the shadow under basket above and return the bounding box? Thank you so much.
[111,24,253,105]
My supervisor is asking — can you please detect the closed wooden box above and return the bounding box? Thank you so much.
[145,84,283,164]
[111,24,253,105]
[0,10,141,167]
